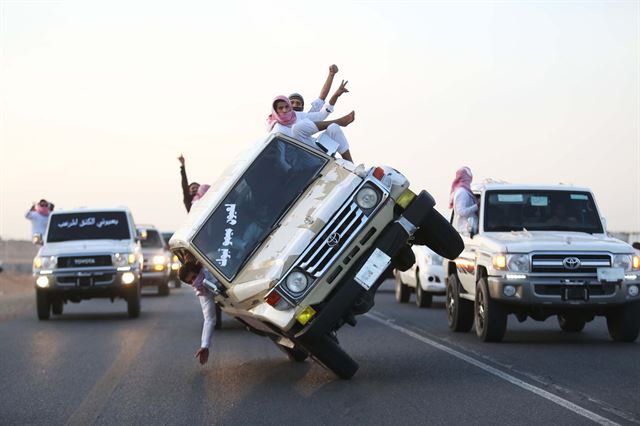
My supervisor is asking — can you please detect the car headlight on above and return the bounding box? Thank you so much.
[492,255,507,270]
[114,253,137,267]
[507,254,530,272]
[285,271,309,294]
[632,255,639,271]
[34,256,56,270]
[355,186,379,210]
[152,255,167,265]
[613,254,632,271]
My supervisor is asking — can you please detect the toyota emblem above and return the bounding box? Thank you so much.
[326,232,341,247]
[563,257,581,270]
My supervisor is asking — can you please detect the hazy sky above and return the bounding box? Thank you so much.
[1,0,638,241]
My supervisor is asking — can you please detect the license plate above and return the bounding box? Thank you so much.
[597,267,625,283]
[355,248,391,290]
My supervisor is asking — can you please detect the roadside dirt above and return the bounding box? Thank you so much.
[0,272,34,322]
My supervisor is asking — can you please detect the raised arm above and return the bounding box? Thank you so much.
[328,80,349,107]
[318,64,339,101]
[178,154,191,212]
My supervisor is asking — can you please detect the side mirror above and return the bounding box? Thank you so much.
[315,133,340,157]
[32,233,43,245]
[632,242,640,251]
[137,229,148,241]
[600,217,607,231]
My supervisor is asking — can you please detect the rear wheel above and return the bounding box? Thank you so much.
[446,273,474,332]
[475,278,507,342]
[395,273,410,303]
[36,289,51,320]
[158,280,170,296]
[606,303,640,342]
[127,284,141,318]
[301,333,358,379]
[557,314,586,332]
[51,299,64,315]
[415,273,432,308]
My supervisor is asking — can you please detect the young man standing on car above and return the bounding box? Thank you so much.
[178,154,200,213]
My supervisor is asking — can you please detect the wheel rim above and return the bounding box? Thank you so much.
[476,286,486,332]
[447,282,455,323]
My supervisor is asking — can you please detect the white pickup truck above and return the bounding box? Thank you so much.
[446,183,640,342]
[32,207,143,319]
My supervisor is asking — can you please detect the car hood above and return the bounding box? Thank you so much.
[480,231,634,254]
[38,239,135,256]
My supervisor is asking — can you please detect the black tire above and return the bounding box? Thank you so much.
[51,299,64,315]
[446,273,474,332]
[394,272,410,303]
[158,280,170,296]
[415,272,433,308]
[606,303,640,342]
[36,289,51,320]
[275,343,308,362]
[413,208,464,260]
[392,245,415,272]
[475,278,507,342]
[301,333,358,379]
[127,284,141,318]
[557,314,586,332]
[174,279,182,289]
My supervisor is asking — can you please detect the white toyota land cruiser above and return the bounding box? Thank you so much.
[32,207,143,319]
[446,183,640,342]
[170,132,463,379]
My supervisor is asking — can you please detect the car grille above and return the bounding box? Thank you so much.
[56,273,115,286]
[299,202,367,278]
[534,283,616,296]
[531,254,611,274]
[57,255,112,268]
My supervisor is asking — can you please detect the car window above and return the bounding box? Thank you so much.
[47,212,131,242]
[141,230,164,249]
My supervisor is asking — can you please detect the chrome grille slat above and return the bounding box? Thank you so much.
[531,253,611,273]
[300,204,358,269]
[304,209,365,276]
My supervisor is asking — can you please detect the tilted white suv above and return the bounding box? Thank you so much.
[445,183,640,342]
[32,208,143,319]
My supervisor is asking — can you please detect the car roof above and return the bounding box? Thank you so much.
[472,182,592,193]
[51,207,132,215]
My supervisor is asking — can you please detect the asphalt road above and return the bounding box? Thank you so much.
[1,281,638,426]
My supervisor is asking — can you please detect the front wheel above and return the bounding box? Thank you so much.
[415,273,433,308]
[51,299,64,315]
[300,333,358,379]
[475,278,507,342]
[395,273,410,303]
[127,284,141,318]
[606,303,640,342]
[36,289,51,320]
[446,273,474,332]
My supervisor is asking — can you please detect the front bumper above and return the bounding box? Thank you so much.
[34,268,140,299]
[487,275,640,307]
[419,265,445,293]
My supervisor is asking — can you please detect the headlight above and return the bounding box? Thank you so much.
[492,255,507,270]
[152,255,167,265]
[285,271,308,294]
[114,253,136,267]
[613,254,632,271]
[34,256,56,270]
[633,255,639,270]
[507,254,530,272]
[355,187,379,209]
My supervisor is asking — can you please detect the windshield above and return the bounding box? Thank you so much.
[483,190,603,233]
[47,212,131,242]
[141,230,164,249]
[193,137,327,280]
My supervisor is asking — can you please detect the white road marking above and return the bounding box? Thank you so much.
[366,312,621,426]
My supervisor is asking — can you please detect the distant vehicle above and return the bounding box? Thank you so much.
[32,207,142,319]
[161,231,181,288]
[170,132,463,379]
[138,225,172,296]
[394,245,445,307]
[446,183,640,342]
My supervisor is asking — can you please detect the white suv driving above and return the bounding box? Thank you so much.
[32,207,143,319]
[446,183,640,342]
